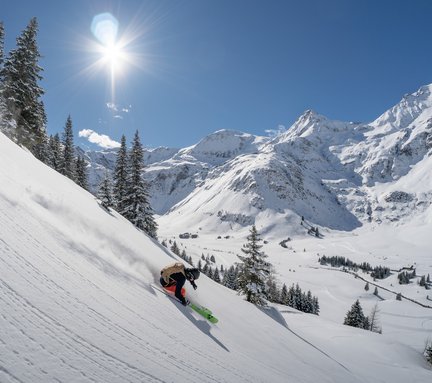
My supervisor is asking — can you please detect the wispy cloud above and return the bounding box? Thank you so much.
[113,115,123,120]
[265,124,287,137]
[106,102,118,112]
[106,102,132,116]
[79,129,120,149]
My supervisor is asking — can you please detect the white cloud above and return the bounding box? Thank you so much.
[106,102,132,117]
[106,102,118,112]
[79,129,120,149]
[113,115,123,119]
[265,124,287,137]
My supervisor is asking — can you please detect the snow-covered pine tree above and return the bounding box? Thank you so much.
[280,283,289,305]
[425,342,432,365]
[373,286,378,296]
[61,115,75,180]
[114,134,128,211]
[197,259,202,271]
[222,265,236,290]
[202,262,209,275]
[120,131,158,239]
[0,18,47,153]
[0,21,4,69]
[363,316,370,331]
[237,225,271,306]
[75,156,89,190]
[97,173,113,210]
[294,284,302,310]
[312,296,320,315]
[266,273,280,303]
[48,133,62,172]
[0,21,8,136]
[170,241,180,256]
[343,299,367,329]
[213,268,221,283]
[364,282,369,291]
[207,267,214,279]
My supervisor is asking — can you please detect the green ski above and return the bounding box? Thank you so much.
[190,303,218,324]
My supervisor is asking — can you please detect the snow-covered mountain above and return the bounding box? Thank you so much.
[1,127,431,382]
[84,84,432,236]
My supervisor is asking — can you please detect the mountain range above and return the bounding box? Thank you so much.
[83,84,432,238]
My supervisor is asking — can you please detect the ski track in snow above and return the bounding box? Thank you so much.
[0,203,263,383]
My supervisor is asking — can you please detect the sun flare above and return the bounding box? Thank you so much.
[90,13,132,100]
[101,43,124,70]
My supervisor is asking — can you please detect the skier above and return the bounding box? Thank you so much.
[160,262,200,306]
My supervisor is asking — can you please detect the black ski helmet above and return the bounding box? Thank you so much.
[186,268,200,280]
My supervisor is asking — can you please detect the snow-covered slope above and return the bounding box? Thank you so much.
[1,131,431,382]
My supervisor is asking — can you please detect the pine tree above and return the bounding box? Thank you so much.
[213,269,221,283]
[97,173,113,210]
[170,241,180,256]
[120,131,158,238]
[363,316,370,331]
[222,265,237,290]
[0,21,4,69]
[266,274,280,303]
[202,262,209,275]
[75,156,89,190]
[427,274,431,284]
[396,293,402,301]
[419,275,426,287]
[180,249,187,260]
[425,343,432,365]
[312,296,320,315]
[373,286,378,296]
[61,115,75,179]
[113,135,128,211]
[280,283,289,305]
[207,267,214,279]
[197,259,202,271]
[48,133,62,171]
[364,282,370,291]
[0,18,46,152]
[0,22,12,137]
[237,225,271,306]
[343,299,366,328]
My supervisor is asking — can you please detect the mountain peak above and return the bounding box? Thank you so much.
[370,83,432,133]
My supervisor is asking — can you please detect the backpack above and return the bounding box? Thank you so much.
[161,262,186,283]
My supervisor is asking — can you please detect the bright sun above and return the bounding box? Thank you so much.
[90,13,130,100]
[102,43,124,70]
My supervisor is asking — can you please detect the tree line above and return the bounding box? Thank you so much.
[319,255,391,280]
[0,18,157,239]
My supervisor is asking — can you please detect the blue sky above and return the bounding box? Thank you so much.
[3,0,432,149]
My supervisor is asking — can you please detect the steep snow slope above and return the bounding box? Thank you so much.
[1,132,431,382]
[0,132,352,382]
